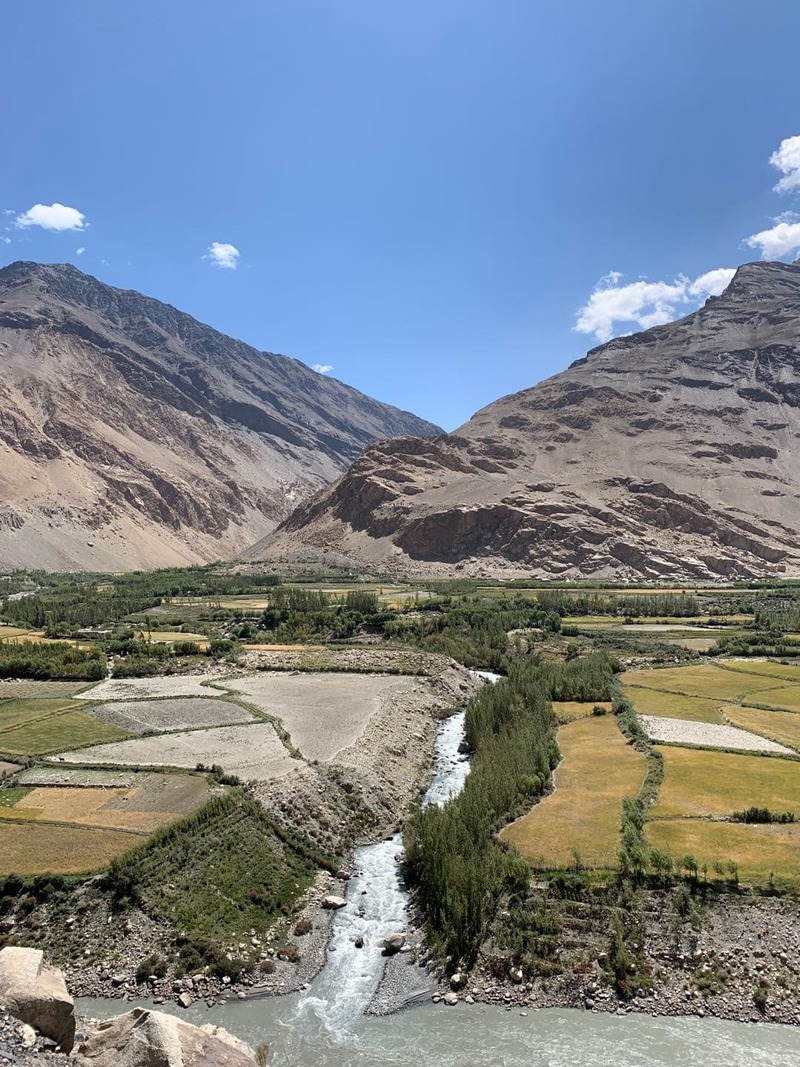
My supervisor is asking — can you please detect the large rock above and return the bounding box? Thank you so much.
[383,932,406,954]
[74,1007,256,1066]
[321,895,347,910]
[0,946,75,1051]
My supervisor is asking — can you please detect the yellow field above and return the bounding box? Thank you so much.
[723,705,800,753]
[552,701,613,723]
[620,664,788,701]
[717,661,800,682]
[754,685,800,712]
[501,715,645,868]
[136,631,209,646]
[652,747,800,819]
[0,823,137,874]
[0,786,181,833]
[622,685,723,723]
[647,820,800,885]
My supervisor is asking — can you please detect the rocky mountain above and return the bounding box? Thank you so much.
[253,260,800,580]
[0,261,440,571]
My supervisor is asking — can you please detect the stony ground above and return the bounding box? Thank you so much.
[88,697,254,734]
[638,714,794,755]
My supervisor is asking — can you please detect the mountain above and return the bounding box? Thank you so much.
[253,260,800,580]
[0,261,440,571]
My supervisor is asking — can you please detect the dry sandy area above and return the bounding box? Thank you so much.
[638,714,794,755]
[89,697,254,734]
[52,722,300,780]
[75,675,224,701]
[224,672,424,762]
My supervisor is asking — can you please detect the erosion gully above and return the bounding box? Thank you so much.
[78,671,800,1065]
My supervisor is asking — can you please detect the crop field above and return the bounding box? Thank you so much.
[646,819,800,885]
[0,773,215,834]
[723,705,800,752]
[717,661,800,682]
[89,697,254,734]
[55,722,300,780]
[651,747,800,819]
[135,631,209,646]
[619,664,789,701]
[501,715,646,868]
[0,823,138,874]
[0,698,130,755]
[752,686,800,712]
[622,685,724,723]
[17,767,139,787]
[78,675,223,701]
[0,680,91,699]
[552,701,612,723]
[224,671,417,761]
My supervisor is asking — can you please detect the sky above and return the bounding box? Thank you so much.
[3,1,800,431]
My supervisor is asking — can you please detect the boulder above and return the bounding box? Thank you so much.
[0,946,75,1052]
[450,972,465,991]
[74,1007,256,1066]
[509,966,524,984]
[321,895,347,910]
[383,933,406,955]
[443,991,458,1006]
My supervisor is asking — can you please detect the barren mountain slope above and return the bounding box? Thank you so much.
[254,260,800,579]
[0,261,440,571]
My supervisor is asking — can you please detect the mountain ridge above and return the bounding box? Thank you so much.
[252,260,800,580]
[0,260,440,571]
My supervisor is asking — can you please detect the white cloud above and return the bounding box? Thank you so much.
[75,247,86,256]
[769,135,800,194]
[575,267,736,342]
[15,203,88,232]
[312,363,334,374]
[1,237,10,245]
[744,218,800,260]
[205,242,240,270]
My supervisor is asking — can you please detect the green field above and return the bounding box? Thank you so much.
[622,685,724,723]
[0,698,130,756]
[647,819,800,886]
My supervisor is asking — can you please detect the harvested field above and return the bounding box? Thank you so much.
[638,714,794,755]
[79,675,223,701]
[501,715,646,868]
[717,661,800,683]
[0,823,137,874]
[646,819,800,885]
[652,747,800,819]
[623,685,723,723]
[0,680,91,699]
[89,697,254,735]
[619,665,787,701]
[0,773,215,834]
[552,701,612,723]
[55,722,300,780]
[224,672,423,762]
[17,767,138,787]
[135,631,209,644]
[0,699,130,756]
[724,705,800,752]
[753,685,800,713]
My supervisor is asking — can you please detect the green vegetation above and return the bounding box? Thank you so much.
[103,792,335,951]
[0,640,105,681]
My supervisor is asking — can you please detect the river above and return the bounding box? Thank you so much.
[77,674,800,1064]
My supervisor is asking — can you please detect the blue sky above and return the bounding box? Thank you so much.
[3,1,800,430]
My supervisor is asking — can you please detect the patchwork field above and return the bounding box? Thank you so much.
[224,672,420,762]
[0,823,138,874]
[0,697,130,755]
[77,675,224,701]
[623,686,724,723]
[651,747,800,819]
[620,664,789,701]
[501,715,646,868]
[54,722,300,780]
[88,697,254,735]
[552,701,613,723]
[638,714,793,755]
[723,705,800,752]
[647,819,800,885]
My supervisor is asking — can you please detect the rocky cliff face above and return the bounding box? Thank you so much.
[0,261,440,571]
[254,260,800,579]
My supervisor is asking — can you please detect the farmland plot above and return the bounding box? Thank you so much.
[77,675,224,701]
[88,697,254,734]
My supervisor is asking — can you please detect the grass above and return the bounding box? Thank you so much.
[552,701,612,723]
[646,819,800,886]
[724,705,800,752]
[619,664,789,701]
[651,747,800,819]
[501,715,646,868]
[0,700,130,756]
[750,685,800,713]
[0,786,31,808]
[717,661,800,682]
[622,685,724,723]
[0,823,138,874]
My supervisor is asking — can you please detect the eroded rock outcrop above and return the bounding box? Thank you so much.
[0,946,75,1052]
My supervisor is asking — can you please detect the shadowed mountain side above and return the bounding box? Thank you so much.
[251,260,800,580]
[0,261,440,571]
